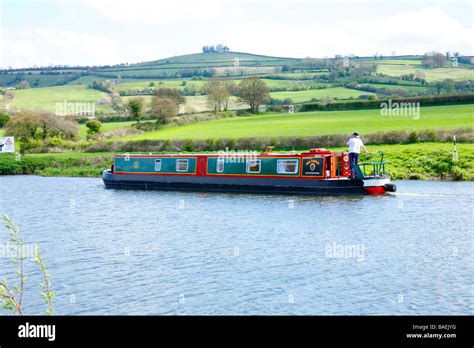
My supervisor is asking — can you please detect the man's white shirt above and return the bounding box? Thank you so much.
[347,137,365,154]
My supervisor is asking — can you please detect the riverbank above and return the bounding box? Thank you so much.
[0,142,472,180]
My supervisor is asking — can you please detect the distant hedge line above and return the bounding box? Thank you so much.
[267,94,474,112]
[83,128,472,153]
[0,155,109,175]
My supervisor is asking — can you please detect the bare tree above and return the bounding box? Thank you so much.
[422,52,448,67]
[205,79,230,113]
[153,87,185,106]
[238,77,269,114]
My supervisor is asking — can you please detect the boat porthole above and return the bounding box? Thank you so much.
[133,161,139,169]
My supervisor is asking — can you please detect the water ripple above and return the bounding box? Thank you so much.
[0,176,472,315]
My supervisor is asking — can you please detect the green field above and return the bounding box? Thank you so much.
[117,78,333,93]
[121,95,248,113]
[67,75,144,86]
[359,83,428,92]
[118,79,205,92]
[269,87,375,102]
[366,59,422,65]
[78,120,136,138]
[3,85,112,113]
[377,65,474,81]
[0,73,80,88]
[111,104,473,141]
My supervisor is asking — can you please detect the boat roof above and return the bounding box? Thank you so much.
[114,148,342,158]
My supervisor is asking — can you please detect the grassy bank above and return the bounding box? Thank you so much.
[0,143,472,180]
[111,104,473,141]
[0,152,112,177]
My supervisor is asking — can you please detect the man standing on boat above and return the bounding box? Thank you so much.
[347,132,368,178]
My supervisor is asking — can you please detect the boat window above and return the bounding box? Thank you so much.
[246,159,261,173]
[216,158,225,173]
[176,159,189,172]
[277,159,298,174]
[155,159,162,171]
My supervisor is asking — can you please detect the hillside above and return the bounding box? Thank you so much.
[0,51,301,87]
[131,51,299,66]
[1,51,473,116]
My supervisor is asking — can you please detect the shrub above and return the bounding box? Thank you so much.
[133,122,159,132]
[85,120,102,138]
[19,139,43,153]
[0,112,10,128]
[184,140,194,152]
[451,166,471,181]
[47,137,65,147]
[407,131,420,144]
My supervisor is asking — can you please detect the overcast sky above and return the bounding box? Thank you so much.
[0,0,472,68]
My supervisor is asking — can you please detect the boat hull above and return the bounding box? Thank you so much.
[102,170,365,196]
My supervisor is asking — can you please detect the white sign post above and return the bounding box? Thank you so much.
[0,136,15,153]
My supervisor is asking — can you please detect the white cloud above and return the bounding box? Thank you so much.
[2,28,121,68]
[222,6,473,58]
[67,0,225,24]
[1,1,472,67]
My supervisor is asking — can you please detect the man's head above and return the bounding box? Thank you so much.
[352,132,360,138]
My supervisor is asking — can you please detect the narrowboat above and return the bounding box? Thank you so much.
[102,148,396,195]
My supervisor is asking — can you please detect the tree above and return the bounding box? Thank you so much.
[1,91,15,109]
[4,111,41,141]
[151,97,178,125]
[126,98,144,123]
[110,92,123,111]
[152,87,185,106]
[224,80,238,110]
[433,53,448,67]
[3,111,78,142]
[238,77,269,114]
[85,120,102,139]
[205,79,230,113]
[202,44,230,53]
[434,79,455,95]
[17,80,30,89]
[422,52,448,68]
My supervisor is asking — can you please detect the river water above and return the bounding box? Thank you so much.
[0,176,472,315]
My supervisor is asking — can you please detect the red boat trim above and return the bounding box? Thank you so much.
[114,171,196,176]
[113,171,333,179]
[363,186,387,195]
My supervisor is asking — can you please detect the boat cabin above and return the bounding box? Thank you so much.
[111,148,355,179]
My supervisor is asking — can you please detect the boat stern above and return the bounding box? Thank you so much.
[362,176,397,195]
